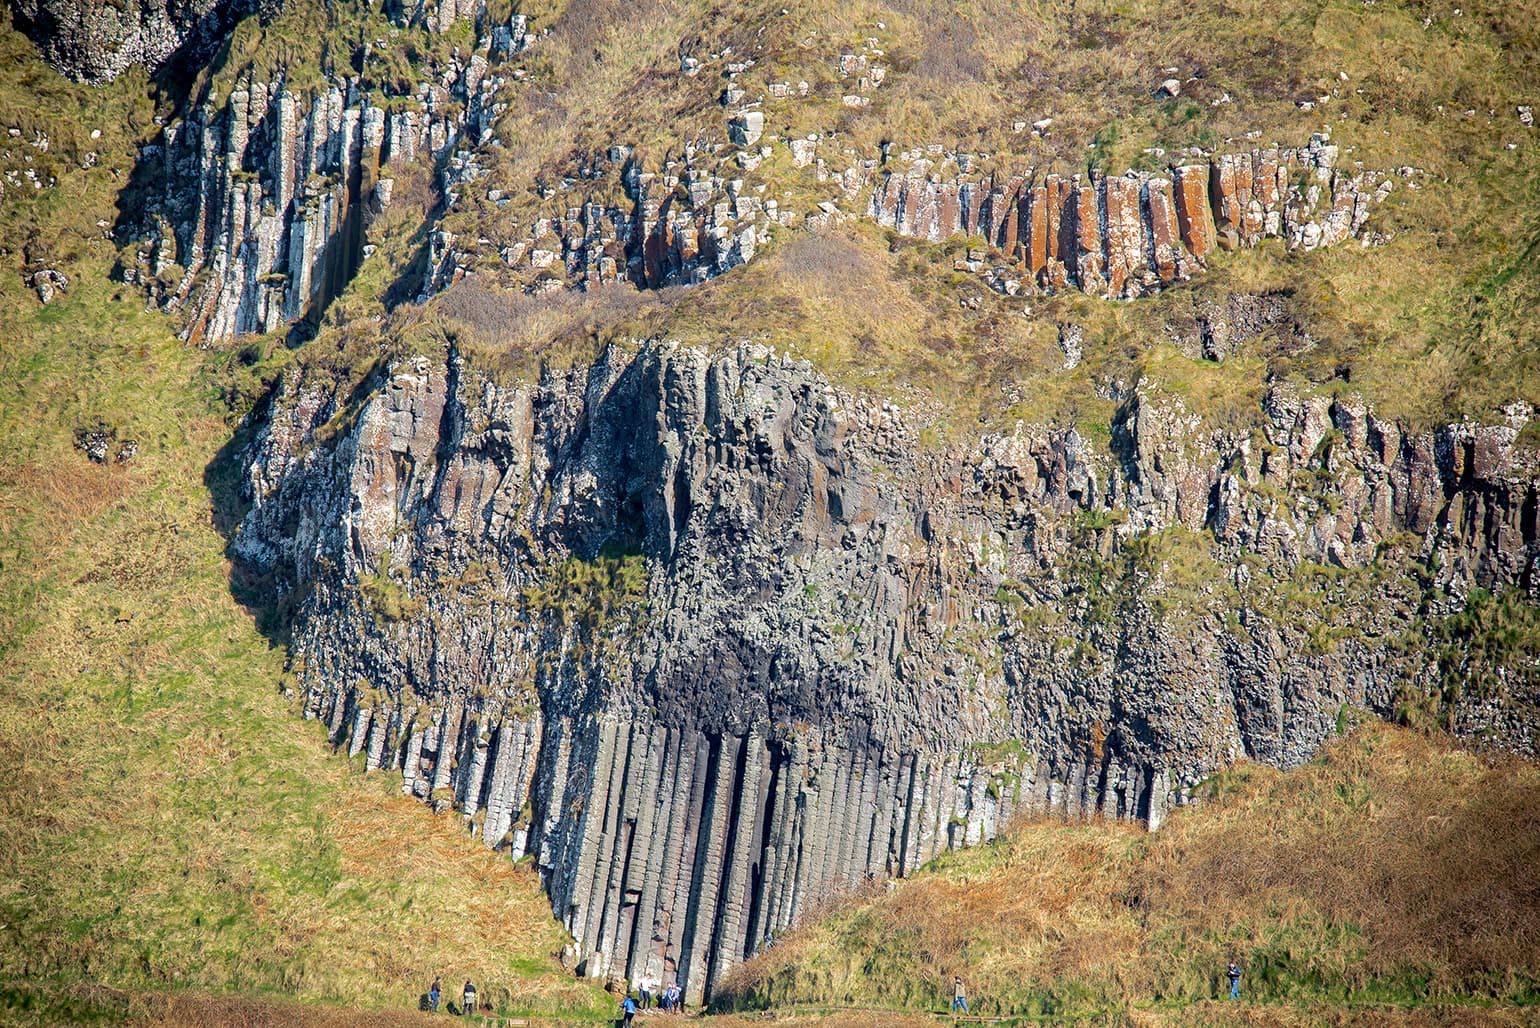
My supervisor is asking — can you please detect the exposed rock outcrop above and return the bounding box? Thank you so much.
[235,342,1539,1003]
[118,29,512,342]
[10,0,259,84]
[421,139,790,299]
[869,135,1401,298]
[9,0,485,82]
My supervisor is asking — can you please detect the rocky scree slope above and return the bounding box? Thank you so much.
[233,340,1540,1003]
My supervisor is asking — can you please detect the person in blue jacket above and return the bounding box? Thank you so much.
[952,975,968,1013]
[621,992,639,1026]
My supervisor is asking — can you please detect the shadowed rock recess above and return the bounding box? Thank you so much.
[235,342,1539,1002]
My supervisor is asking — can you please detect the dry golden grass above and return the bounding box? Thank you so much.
[0,241,610,1021]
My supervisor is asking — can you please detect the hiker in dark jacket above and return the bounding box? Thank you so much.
[462,980,477,1016]
[428,976,441,1012]
[1227,960,1241,999]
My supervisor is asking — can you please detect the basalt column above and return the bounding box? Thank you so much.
[488,716,1055,1002]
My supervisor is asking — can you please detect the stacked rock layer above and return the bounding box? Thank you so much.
[235,342,1538,1002]
[869,136,1398,298]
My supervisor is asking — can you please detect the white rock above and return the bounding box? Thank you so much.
[729,110,764,146]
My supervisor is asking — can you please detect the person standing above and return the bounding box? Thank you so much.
[462,979,477,1017]
[1227,960,1241,1000]
[621,992,638,1026]
[951,975,968,1014]
[429,976,441,1013]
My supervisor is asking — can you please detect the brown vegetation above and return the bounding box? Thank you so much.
[720,723,1540,1019]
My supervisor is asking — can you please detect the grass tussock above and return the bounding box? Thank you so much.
[718,722,1540,1022]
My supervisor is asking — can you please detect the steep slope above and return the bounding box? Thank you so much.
[230,324,1539,1005]
[0,27,610,1024]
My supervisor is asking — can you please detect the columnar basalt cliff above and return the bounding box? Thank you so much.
[118,43,511,341]
[870,135,1400,298]
[234,342,1539,1001]
[116,13,521,341]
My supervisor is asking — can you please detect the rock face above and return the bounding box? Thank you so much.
[236,342,1539,1003]
[9,0,482,82]
[9,0,258,84]
[421,138,787,301]
[869,135,1398,298]
[118,26,512,342]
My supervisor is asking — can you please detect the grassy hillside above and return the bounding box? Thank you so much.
[0,0,1538,1019]
[0,30,612,1025]
[716,719,1540,1023]
[408,0,1540,435]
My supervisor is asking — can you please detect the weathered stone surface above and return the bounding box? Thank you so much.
[1101,175,1145,298]
[1070,180,1105,293]
[14,0,482,83]
[11,0,256,83]
[1145,177,1185,283]
[121,45,506,342]
[1171,164,1216,259]
[728,111,764,147]
[237,341,1539,1002]
[869,142,1396,300]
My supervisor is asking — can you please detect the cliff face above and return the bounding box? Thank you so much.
[234,342,1539,1001]
[10,0,258,84]
[103,0,1397,347]
[871,136,1400,298]
[9,0,481,82]
[117,14,517,343]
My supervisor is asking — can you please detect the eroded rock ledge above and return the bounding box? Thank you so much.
[870,135,1402,298]
[117,15,519,342]
[235,341,1539,999]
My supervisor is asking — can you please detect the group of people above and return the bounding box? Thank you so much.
[425,976,477,1016]
[421,960,1243,1020]
[620,980,683,1023]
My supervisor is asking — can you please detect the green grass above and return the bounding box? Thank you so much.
[0,46,612,1016]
